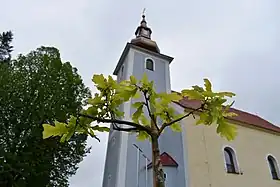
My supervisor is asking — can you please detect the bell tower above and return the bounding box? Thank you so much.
[102,13,187,187]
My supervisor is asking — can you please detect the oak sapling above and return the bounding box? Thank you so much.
[43,73,237,187]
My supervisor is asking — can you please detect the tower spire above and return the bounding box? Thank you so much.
[131,10,160,53]
[134,9,151,38]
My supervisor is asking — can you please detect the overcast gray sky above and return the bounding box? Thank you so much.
[1,0,280,186]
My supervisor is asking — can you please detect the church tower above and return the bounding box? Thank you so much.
[102,14,187,187]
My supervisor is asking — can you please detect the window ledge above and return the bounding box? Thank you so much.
[226,171,242,175]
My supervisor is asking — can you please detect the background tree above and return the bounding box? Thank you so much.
[0,31,13,96]
[43,74,237,187]
[0,31,13,62]
[0,45,91,186]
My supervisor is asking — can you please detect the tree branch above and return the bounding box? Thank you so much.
[92,135,101,142]
[79,113,152,134]
[143,92,159,132]
[113,123,138,132]
[76,114,101,142]
[159,105,204,134]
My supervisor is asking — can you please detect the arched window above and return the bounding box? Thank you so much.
[224,147,238,173]
[267,155,280,180]
[145,58,154,71]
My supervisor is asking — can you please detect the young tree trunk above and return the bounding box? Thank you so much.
[151,136,165,187]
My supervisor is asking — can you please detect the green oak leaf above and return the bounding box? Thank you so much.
[137,131,150,141]
[139,114,150,126]
[158,92,182,102]
[117,87,138,101]
[130,75,137,85]
[91,125,110,132]
[181,89,203,100]
[114,109,125,118]
[42,121,68,139]
[132,105,144,123]
[170,122,182,132]
[217,92,236,97]
[204,78,212,92]
[216,119,237,141]
[92,74,106,88]
[108,75,117,88]
[87,96,102,106]
[192,85,204,92]
[141,73,149,85]
[133,91,141,99]
[132,101,144,109]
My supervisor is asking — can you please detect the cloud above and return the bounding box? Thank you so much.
[1,0,279,186]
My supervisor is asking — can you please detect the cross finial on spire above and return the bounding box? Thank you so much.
[141,8,147,25]
[142,8,146,16]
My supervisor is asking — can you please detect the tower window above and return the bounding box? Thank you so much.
[223,147,239,174]
[145,58,154,71]
[121,65,124,76]
[267,155,280,180]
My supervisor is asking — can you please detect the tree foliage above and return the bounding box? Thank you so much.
[43,73,237,142]
[42,72,237,187]
[0,45,91,186]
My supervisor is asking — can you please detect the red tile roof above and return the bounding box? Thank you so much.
[175,96,280,134]
[147,152,178,169]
